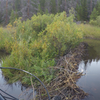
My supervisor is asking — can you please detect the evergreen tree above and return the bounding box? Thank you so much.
[76,0,88,21]
[10,10,18,25]
[40,0,45,12]
[15,0,21,11]
[81,0,88,21]
[57,0,62,13]
[90,8,98,20]
[38,4,43,14]
[14,0,21,17]
[50,0,56,14]
[45,9,49,14]
[95,1,100,15]
[76,4,82,20]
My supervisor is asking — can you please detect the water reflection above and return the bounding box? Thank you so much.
[0,64,26,99]
[77,39,100,100]
[0,52,34,100]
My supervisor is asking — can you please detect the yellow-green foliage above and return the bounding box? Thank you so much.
[15,14,54,41]
[0,25,14,53]
[89,16,100,27]
[0,12,83,84]
[78,24,100,39]
[38,13,82,58]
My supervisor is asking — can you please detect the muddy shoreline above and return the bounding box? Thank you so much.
[36,42,89,100]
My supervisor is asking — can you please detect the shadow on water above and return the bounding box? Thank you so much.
[0,52,35,100]
[77,39,100,100]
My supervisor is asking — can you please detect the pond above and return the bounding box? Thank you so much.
[0,52,34,100]
[77,39,100,100]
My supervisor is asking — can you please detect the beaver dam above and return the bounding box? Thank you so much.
[35,42,88,100]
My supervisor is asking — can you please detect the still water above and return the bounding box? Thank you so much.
[77,39,100,100]
[0,52,34,100]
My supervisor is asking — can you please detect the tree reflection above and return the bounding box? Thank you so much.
[82,45,100,70]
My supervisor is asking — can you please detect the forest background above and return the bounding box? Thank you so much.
[0,0,100,25]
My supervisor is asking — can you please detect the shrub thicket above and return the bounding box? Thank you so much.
[89,16,100,27]
[0,12,83,84]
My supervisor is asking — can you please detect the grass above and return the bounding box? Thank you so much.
[78,24,100,39]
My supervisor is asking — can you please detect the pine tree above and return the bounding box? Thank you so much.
[76,4,82,20]
[76,0,88,21]
[40,0,45,12]
[10,10,18,25]
[81,0,88,21]
[45,9,49,14]
[95,1,100,15]
[38,4,43,14]
[14,0,21,17]
[50,0,56,14]
[57,0,62,13]
[90,8,98,20]
[15,0,21,11]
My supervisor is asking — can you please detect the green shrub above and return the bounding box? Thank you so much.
[96,16,100,26]
[89,20,97,26]
[89,16,100,27]
[0,26,14,53]
[78,24,100,39]
[1,12,83,84]
[15,14,54,42]
[90,8,98,20]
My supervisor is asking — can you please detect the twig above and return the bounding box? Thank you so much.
[30,77,35,100]
[39,86,42,100]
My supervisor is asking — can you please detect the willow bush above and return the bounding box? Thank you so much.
[90,16,100,27]
[1,12,83,84]
[0,25,14,53]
